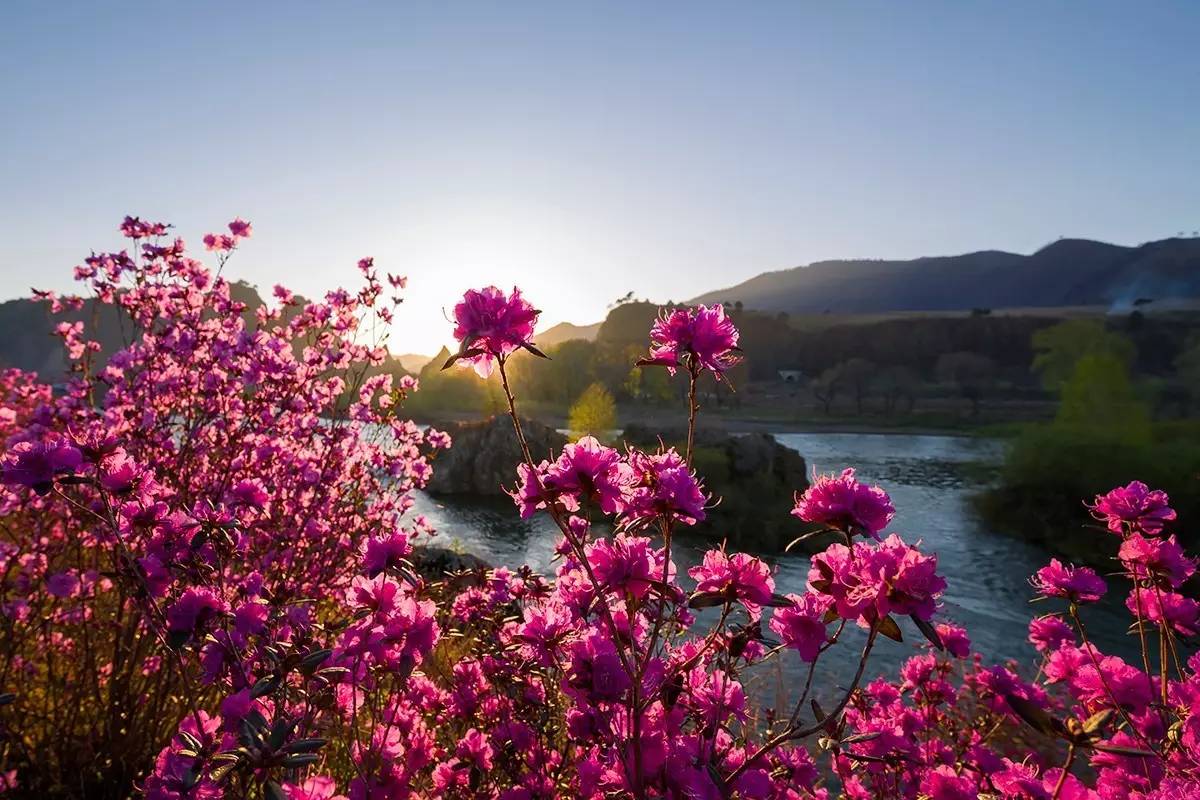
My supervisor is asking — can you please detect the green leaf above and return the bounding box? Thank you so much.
[910,614,944,651]
[1003,693,1061,737]
[687,590,730,609]
[1082,709,1114,735]
[876,616,903,642]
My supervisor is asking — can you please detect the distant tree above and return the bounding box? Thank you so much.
[1031,319,1135,392]
[936,352,996,416]
[568,382,617,437]
[624,366,673,405]
[872,365,921,415]
[1174,335,1200,413]
[810,365,844,415]
[1056,353,1150,443]
[839,358,876,414]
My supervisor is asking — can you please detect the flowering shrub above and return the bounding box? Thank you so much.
[0,218,1198,799]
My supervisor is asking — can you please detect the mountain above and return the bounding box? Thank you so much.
[535,320,602,347]
[688,237,1200,315]
[396,353,434,373]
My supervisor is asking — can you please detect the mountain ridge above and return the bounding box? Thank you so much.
[688,236,1200,315]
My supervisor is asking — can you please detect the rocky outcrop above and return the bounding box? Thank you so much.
[424,416,811,551]
[425,416,567,496]
[409,545,492,579]
[622,423,810,551]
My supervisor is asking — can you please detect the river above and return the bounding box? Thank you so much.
[408,432,1137,703]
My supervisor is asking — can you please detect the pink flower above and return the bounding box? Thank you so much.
[360,531,412,577]
[808,534,945,624]
[792,468,895,538]
[545,436,630,515]
[119,215,168,239]
[280,776,347,800]
[1090,481,1175,536]
[565,631,631,703]
[640,304,741,376]
[227,218,253,238]
[769,592,831,662]
[920,765,977,800]
[1031,559,1106,604]
[449,286,540,377]
[1126,588,1200,636]
[46,571,79,598]
[689,549,775,616]
[586,534,661,600]
[1028,615,1074,653]
[1,436,83,494]
[202,233,236,252]
[1118,534,1195,589]
[621,448,706,527]
[166,588,225,636]
[935,621,971,658]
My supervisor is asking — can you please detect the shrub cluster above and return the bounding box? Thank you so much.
[0,219,1197,799]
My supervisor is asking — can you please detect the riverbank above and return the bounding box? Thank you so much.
[410,404,1024,439]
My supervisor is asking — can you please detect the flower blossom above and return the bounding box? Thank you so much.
[639,304,741,376]
[1090,480,1175,535]
[1030,559,1106,604]
[769,592,831,662]
[621,448,706,527]
[808,534,946,624]
[792,468,895,538]
[1,436,83,494]
[448,286,540,377]
[689,549,775,617]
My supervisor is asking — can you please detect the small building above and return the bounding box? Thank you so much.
[777,369,806,384]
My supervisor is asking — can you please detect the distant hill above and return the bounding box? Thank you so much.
[689,237,1200,315]
[397,353,433,373]
[536,320,602,347]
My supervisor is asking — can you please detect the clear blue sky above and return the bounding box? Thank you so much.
[2,2,1197,354]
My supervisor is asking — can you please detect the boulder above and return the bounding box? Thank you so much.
[409,545,492,579]
[621,423,810,551]
[425,416,567,496]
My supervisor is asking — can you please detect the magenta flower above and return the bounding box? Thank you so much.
[920,765,977,800]
[792,468,895,538]
[1126,588,1200,636]
[586,534,661,600]
[1090,480,1176,536]
[227,218,253,239]
[769,592,831,662]
[565,631,631,703]
[166,587,226,636]
[1030,559,1107,604]
[808,534,945,624]
[280,776,345,800]
[639,304,741,376]
[1117,533,1195,589]
[621,448,706,527]
[1,436,83,494]
[1028,615,1074,653]
[935,621,971,658]
[544,436,630,515]
[360,531,413,577]
[447,286,541,377]
[689,549,775,616]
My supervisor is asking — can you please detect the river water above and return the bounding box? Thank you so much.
[409,432,1136,703]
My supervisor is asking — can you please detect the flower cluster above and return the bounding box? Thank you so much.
[2,226,1198,800]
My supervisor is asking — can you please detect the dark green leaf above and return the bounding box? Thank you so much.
[910,615,944,651]
[877,616,903,642]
